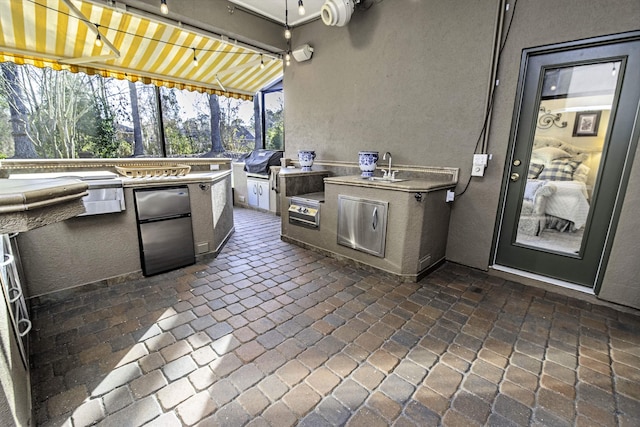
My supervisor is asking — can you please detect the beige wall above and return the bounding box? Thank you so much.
[282,0,640,306]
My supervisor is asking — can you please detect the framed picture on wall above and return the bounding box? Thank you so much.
[572,111,601,137]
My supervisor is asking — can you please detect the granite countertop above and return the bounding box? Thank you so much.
[324,175,457,193]
[121,170,231,188]
[0,179,88,214]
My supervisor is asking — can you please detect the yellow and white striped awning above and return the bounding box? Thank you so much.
[0,0,283,100]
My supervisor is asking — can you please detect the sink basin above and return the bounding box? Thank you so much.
[364,177,407,183]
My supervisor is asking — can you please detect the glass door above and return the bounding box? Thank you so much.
[494,34,640,288]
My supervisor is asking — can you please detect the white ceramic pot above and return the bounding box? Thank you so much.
[298,150,316,171]
[358,151,379,177]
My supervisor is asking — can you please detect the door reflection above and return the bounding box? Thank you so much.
[515,61,619,255]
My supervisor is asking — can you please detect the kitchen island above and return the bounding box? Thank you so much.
[281,170,458,282]
[9,168,233,299]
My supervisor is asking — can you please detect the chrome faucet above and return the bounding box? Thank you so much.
[382,152,397,179]
[383,152,392,177]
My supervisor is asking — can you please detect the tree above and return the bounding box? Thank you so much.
[0,62,38,158]
[253,95,261,150]
[210,94,224,153]
[200,94,224,157]
[129,81,144,156]
[265,100,284,150]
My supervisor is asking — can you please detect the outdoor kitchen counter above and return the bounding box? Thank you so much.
[15,170,234,299]
[0,178,88,233]
[323,175,456,192]
[282,173,456,282]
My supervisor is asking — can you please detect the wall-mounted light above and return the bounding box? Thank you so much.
[192,48,198,67]
[612,63,617,77]
[260,54,265,69]
[160,0,169,15]
[298,0,306,15]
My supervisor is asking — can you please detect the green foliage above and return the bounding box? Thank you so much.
[266,101,284,150]
[164,124,194,156]
[0,63,283,159]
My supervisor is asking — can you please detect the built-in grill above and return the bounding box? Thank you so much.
[288,192,324,228]
[243,150,284,175]
[9,171,125,216]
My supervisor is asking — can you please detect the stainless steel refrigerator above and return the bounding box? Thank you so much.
[134,186,195,276]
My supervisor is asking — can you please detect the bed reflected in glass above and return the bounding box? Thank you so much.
[515,61,619,256]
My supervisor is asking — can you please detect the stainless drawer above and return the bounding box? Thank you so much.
[337,195,388,257]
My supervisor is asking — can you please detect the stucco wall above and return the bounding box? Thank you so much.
[283,0,640,305]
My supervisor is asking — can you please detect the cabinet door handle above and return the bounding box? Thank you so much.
[372,207,378,230]
[259,186,263,195]
[253,183,257,194]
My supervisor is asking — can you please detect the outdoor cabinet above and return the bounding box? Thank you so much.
[337,195,388,258]
[247,177,270,210]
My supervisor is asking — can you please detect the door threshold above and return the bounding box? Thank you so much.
[490,265,595,296]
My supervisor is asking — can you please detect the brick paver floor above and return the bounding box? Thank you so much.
[29,207,640,426]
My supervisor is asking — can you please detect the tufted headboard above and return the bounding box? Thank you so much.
[532,136,590,163]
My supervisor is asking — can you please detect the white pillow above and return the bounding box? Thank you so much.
[532,147,571,166]
[573,164,590,183]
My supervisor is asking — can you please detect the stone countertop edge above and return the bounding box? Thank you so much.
[324,175,457,193]
[121,170,231,187]
[278,167,330,177]
[0,179,89,213]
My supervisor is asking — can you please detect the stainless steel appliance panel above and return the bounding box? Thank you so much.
[337,195,388,257]
[138,216,195,276]
[288,194,323,229]
[134,186,195,276]
[135,186,191,221]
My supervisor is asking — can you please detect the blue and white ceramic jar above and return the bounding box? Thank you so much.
[358,151,379,177]
[298,150,316,171]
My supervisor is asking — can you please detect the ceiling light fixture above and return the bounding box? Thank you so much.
[284,0,291,40]
[260,54,265,69]
[160,0,168,15]
[94,24,103,47]
[192,48,198,67]
[298,0,306,15]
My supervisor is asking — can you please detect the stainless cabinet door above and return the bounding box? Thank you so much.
[337,195,388,257]
[139,216,195,276]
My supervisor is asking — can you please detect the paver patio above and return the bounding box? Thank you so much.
[29,207,640,426]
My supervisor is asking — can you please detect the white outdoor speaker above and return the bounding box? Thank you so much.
[292,44,314,62]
